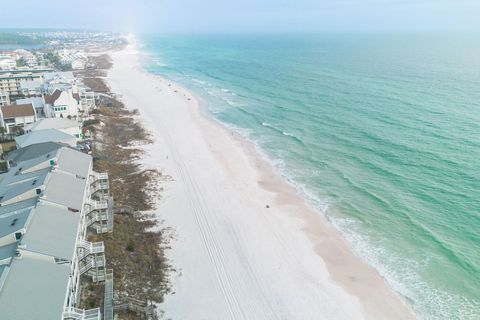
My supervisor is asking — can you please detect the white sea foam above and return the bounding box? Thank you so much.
[192,78,208,85]
[223,97,245,107]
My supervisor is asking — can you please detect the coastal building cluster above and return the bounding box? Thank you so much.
[0,50,114,319]
[18,31,126,52]
[0,32,121,134]
[0,67,95,133]
[0,49,45,70]
[55,49,89,70]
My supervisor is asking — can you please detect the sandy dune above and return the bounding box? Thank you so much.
[106,39,415,320]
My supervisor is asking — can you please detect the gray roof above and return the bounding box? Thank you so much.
[0,255,69,320]
[15,129,76,148]
[0,242,17,261]
[1,146,91,208]
[5,141,65,163]
[42,171,87,210]
[21,202,80,259]
[1,167,49,185]
[0,205,33,239]
[0,170,48,206]
[0,198,37,216]
[16,97,45,110]
[56,147,92,178]
[8,149,58,175]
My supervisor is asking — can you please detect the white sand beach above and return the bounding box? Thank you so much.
[106,38,415,319]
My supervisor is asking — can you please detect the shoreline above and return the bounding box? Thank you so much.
[106,36,415,319]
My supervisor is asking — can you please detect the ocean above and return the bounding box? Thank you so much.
[140,33,480,319]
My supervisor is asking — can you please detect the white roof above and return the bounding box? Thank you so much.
[0,255,70,320]
[22,202,81,259]
[43,71,75,83]
[56,147,92,178]
[42,171,87,211]
[25,118,80,132]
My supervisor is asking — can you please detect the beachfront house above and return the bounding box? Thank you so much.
[71,58,86,70]
[79,90,96,112]
[0,143,114,319]
[44,88,80,118]
[0,103,37,133]
[44,71,76,84]
[43,72,96,114]
[16,96,45,117]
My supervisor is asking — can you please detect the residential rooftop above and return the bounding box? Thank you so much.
[15,128,76,148]
[0,103,35,118]
[5,141,65,163]
[25,117,80,132]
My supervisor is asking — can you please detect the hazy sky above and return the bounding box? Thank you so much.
[2,0,480,33]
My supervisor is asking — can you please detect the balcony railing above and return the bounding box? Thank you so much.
[84,197,113,234]
[89,182,109,196]
[77,240,104,262]
[85,199,108,212]
[63,307,100,320]
[90,171,108,182]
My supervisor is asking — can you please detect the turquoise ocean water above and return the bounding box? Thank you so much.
[140,34,480,319]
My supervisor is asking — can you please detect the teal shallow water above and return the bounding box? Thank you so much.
[140,34,480,319]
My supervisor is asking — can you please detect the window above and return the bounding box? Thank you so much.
[54,106,67,112]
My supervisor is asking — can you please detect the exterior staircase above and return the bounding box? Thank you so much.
[77,240,106,283]
[89,171,109,199]
[84,197,114,234]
